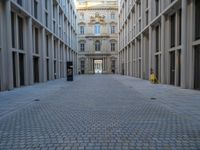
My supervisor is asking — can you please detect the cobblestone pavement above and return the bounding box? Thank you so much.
[0,75,200,150]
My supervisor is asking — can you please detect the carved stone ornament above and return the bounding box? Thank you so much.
[89,13,106,24]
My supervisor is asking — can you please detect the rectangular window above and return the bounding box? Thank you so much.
[17,0,22,6]
[111,26,115,34]
[111,43,115,51]
[156,26,160,52]
[195,0,200,40]
[34,0,38,19]
[146,11,149,26]
[171,14,176,48]
[155,0,159,16]
[54,40,56,58]
[178,9,182,45]
[111,13,115,19]
[35,28,39,54]
[45,0,48,10]
[46,35,49,57]
[95,24,100,35]
[80,26,84,35]
[45,12,48,27]
[18,16,23,50]
[146,0,148,8]
[80,43,85,51]
[11,12,15,48]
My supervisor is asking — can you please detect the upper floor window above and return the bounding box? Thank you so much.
[80,26,84,35]
[155,0,159,16]
[80,43,85,51]
[34,0,38,19]
[45,0,48,10]
[111,43,116,51]
[111,13,115,19]
[111,26,116,34]
[95,40,101,51]
[80,13,84,20]
[95,24,100,35]
[17,0,22,6]
[195,0,200,40]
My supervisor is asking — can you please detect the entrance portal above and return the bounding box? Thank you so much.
[194,45,200,90]
[94,60,102,74]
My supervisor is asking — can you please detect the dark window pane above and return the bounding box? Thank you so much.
[195,0,200,40]
[170,14,175,48]
[18,16,23,50]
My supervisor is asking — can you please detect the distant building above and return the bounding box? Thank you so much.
[119,0,200,90]
[0,0,78,91]
[76,0,119,74]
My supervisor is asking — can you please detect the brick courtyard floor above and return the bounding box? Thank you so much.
[0,75,200,150]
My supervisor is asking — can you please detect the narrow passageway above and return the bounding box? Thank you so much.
[0,75,200,149]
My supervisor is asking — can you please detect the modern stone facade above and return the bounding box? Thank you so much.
[0,0,78,91]
[76,0,118,74]
[119,0,200,90]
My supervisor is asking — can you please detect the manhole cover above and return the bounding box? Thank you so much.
[150,97,156,100]
[34,99,40,101]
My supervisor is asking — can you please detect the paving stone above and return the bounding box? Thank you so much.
[0,75,200,149]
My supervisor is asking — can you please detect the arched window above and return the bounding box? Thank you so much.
[95,24,100,35]
[95,40,101,51]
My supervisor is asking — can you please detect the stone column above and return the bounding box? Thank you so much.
[40,28,46,82]
[161,15,165,84]
[2,0,13,90]
[149,26,153,79]
[26,17,33,84]
[181,0,187,88]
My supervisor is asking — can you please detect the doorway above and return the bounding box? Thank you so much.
[194,45,200,90]
[170,51,175,85]
[33,57,39,83]
[94,60,102,74]
[19,53,25,86]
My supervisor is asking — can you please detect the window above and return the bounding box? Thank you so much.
[17,0,22,6]
[111,13,115,19]
[45,12,48,27]
[34,0,38,19]
[80,43,85,52]
[46,35,49,57]
[178,9,182,45]
[111,43,116,51]
[80,13,84,20]
[35,28,39,54]
[80,26,84,35]
[171,14,176,48]
[146,11,149,26]
[156,26,160,52]
[155,0,159,16]
[146,0,148,8]
[18,16,23,50]
[195,0,200,40]
[95,41,101,51]
[111,26,115,34]
[45,0,48,10]
[11,12,15,48]
[95,24,100,35]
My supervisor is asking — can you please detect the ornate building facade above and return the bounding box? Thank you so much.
[76,0,118,74]
[119,0,200,90]
[0,0,78,91]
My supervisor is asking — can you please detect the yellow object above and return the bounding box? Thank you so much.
[150,73,159,84]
